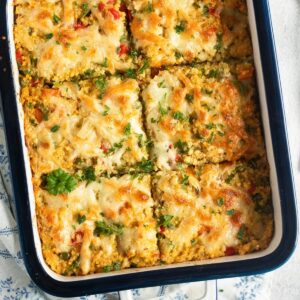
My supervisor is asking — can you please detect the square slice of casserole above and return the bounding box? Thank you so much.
[142,62,264,170]
[127,0,223,67]
[37,174,159,275]
[152,158,273,264]
[22,77,149,178]
[14,0,133,81]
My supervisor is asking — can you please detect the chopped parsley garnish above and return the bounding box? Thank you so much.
[129,49,139,58]
[102,57,108,67]
[202,5,209,16]
[136,158,153,173]
[217,198,224,206]
[174,140,188,154]
[226,209,235,216]
[50,125,60,132]
[95,75,107,98]
[107,141,124,154]
[214,33,223,51]
[205,123,216,130]
[82,166,96,183]
[138,59,150,74]
[44,169,77,195]
[77,214,86,224]
[175,51,183,59]
[125,68,137,79]
[175,21,186,33]
[237,224,246,240]
[181,174,189,186]
[102,105,110,116]
[94,221,124,236]
[225,165,245,183]
[81,3,90,18]
[232,80,247,96]
[69,256,80,271]
[81,45,87,51]
[158,101,168,116]
[124,123,131,135]
[44,33,53,40]
[103,261,122,272]
[83,69,95,78]
[207,69,220,78]
[207,132,215,143]
[59,252,70,261]
[53,14,61,24]
[173,111,185,121]
[143,1,154,13]
[201,88,213,96]
[185,93,194,103]
[158,215,174,229]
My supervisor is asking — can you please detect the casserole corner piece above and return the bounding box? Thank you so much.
[0,0,297,297]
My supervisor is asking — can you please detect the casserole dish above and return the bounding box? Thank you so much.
[0,0,297,297]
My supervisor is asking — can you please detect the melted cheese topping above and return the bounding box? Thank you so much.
[129,0,222,67]
[22,78,148,177]
[14,0,132,80]
[143,62,264,169]
[37,174,159,275]
[153,158,273,263]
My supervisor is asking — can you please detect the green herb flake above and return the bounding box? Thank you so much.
[102,105,110,116]
[136,158,153,173]
[225,165,245,184]
[175,51,183,59]
[44,33,54,40]
[102,57,108,67]
[205,123,216,130]
[173,111,185,121]
[214,33,223,51]
[50,125,60,132]
[53,14,61,24]
[45,169,77,195]
[107,141,124,154]
[158,215,174,229]
[82,166,96,183]
[124,123,131,135]
[207,69,219,78]
[81,45,87,51]
[217,198,224,206]
[59,252,70,261]
[94,221,124,236]
[125,68,137,79]
[138,59,150,74]
[201,88,213,96]
[158,101,168,116]
[129,49,139,58]
[181,174,189,186]
[175,21,186,34]
[174,140,188,154]
[237,224,246,240]
[143,1,154,13]
[203,5,209,16]
[77,214,86,224]
[226,209,235,216]
[103,261,122,272]
[95,75,107,98]
[185,93,194,103]
[81,3,90,18]
[232,80,247,96]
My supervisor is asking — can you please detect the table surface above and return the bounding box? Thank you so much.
[0,1,299,299]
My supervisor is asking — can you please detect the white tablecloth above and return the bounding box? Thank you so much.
[0,0,299,299]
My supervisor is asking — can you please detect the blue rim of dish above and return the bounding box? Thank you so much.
[0,0,297,297]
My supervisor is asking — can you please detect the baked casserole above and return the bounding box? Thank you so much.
[14,0,273,276]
